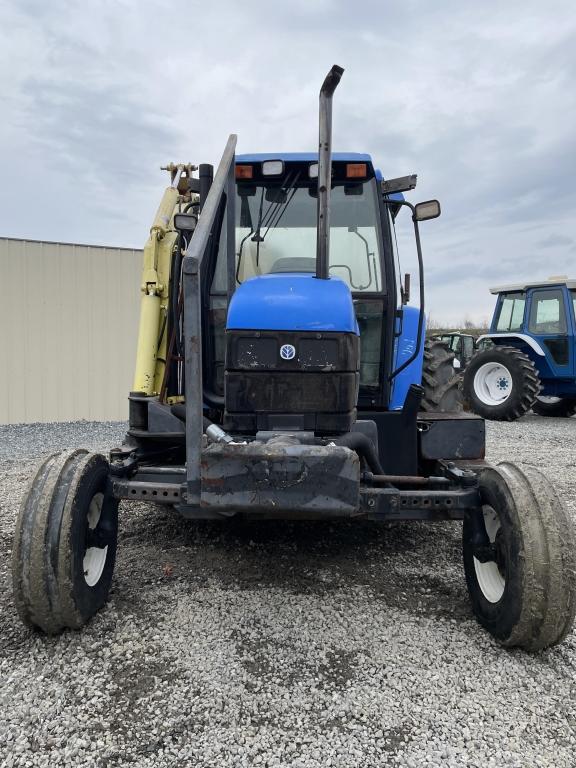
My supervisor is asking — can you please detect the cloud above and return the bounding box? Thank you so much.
[0,0,575,323]
[537,234,574,249]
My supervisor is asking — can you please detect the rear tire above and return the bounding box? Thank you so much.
[462,346,540,421]
[532,396,576,418]
[421,339,462,412]
[12,450,118,634]
[463,463,576,650]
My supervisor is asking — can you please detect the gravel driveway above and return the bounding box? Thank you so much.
[1,418,575,767]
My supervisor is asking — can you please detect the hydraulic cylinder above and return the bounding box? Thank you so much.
[133,291,162,394]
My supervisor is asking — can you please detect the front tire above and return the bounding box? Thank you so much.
[462,346,540,420]
[463,463,576,650]
[12,450,118,634]
[532,396,576,418]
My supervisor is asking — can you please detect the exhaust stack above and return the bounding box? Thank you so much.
[316,64,344,280]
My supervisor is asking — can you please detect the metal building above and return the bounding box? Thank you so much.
[0,237,142,424]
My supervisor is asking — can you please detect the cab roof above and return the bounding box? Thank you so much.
[234,152,401,202]
[236,152,373,163]
[490,277,576,294]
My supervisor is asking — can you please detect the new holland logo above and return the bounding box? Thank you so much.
[280,344,296,361]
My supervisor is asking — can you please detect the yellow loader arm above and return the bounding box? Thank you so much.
[132,164,196,395]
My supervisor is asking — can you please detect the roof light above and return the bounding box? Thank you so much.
[235,165,253,179]
[309,163,318,178]
[262,160,284,176]
[346,163,366,178]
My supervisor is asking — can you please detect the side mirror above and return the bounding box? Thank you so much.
[453,358,462,370]
[414,199,441,221]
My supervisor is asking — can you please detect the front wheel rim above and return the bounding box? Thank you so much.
[473,362,513,406]
[473,505,506,603]
[83,492,108,587]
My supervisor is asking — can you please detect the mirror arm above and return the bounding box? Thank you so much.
[382,198,426,381]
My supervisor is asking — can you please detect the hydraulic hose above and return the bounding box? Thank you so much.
[334,432,383,475]
[173,405,383,466]
[170,407,233,444]
[171,403,208,428]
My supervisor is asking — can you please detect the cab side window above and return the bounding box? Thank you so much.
[496,292,525,332]
[462,336,475,359]
[528,289,567,335]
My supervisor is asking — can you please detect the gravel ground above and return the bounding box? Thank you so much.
[1,417,575,768]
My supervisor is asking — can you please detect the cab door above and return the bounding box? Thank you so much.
[526,287,574,378]
[571,289,576,364]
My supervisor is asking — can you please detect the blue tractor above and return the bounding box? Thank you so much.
[463,279,576,420]
[13,67,576,649]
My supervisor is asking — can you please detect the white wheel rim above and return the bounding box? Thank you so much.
[536,396,560,404]
[473,505,505,603]
[83,492,108,587]
[474,362,513,406]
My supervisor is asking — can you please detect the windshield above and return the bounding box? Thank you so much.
[496,293,525,332]
[234,177,383,293]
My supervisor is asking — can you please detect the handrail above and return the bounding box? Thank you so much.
[182,133,237,503]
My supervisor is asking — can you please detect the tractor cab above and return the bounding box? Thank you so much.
[233,154,382,289]
[204,154,397,414]
[436,332,476,370]
[487,280,576,379]
[463,278,576,419]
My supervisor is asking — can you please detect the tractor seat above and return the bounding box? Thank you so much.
[269,257,316,273]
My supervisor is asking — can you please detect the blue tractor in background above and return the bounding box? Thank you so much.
[463,279,576,420]
[13,67,576,650]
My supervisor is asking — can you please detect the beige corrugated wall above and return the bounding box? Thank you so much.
[0,238,143,424]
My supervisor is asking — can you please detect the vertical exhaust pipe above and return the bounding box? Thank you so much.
[316,64,344,280]
[199,163,214,212]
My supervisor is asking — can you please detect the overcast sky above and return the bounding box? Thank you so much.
[1,0,574,325]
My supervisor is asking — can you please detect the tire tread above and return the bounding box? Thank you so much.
[11,449,117,635]
[464,462,576,650]
[421,339,463,412]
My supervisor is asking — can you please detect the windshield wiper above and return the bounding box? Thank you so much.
[263,180,300,236]
[250,187,265,244]
[237,172,302,281]
[247,171,301,263]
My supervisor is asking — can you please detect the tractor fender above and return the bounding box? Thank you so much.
[477,333,546,356]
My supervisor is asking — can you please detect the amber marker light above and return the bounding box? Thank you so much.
[346,163,367,178]
[235,165,253,179]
